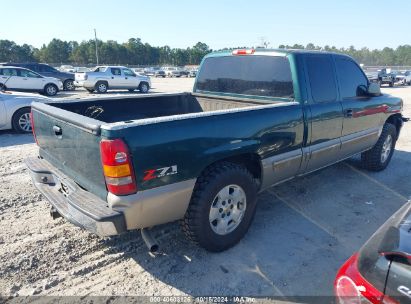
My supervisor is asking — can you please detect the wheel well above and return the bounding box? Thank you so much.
[386,114,403,139]
[202,153,262,186]
[44,83,57,90]
[95,80,108,87]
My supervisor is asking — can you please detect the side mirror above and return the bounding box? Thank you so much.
[367,82,381,96]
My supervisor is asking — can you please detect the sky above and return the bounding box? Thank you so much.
[2,0,410,50]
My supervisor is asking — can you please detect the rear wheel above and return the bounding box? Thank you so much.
[139,82,149,93]
[0,83,5,91]
[63,79,75,91]
[361,123,397,171]
[95,81,108,93]
[181,162,258,252]
[12,108,32,133]
[44,84,58,96]
[389,81,394,87]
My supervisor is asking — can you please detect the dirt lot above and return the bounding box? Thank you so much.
[1,78,410,299]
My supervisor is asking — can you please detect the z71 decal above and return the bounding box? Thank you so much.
[143,165,178,181]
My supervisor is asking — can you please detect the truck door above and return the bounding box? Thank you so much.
[335,56,384,158]
[122,68,139,88]
[109,67,123,88]
[302,54,344,172]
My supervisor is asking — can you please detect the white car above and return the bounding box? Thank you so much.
[0,66,63,96]
[74,66,151,94]
[0,91,50,133]
[395,71,411,85]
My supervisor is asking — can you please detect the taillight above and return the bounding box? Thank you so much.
[334,253,398,304]
[100,139,137,195]
[30,109,38,145]
[232,49,255,55]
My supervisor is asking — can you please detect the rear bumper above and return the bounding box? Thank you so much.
[25,157,126,236]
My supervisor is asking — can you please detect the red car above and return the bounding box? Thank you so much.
[335,201,411,303]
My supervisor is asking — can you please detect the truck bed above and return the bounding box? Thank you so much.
[51,93,271,123]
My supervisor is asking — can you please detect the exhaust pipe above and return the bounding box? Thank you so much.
[141,228,159,253]
[50,207,61,219]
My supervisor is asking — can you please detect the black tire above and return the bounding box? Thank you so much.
[63,79,75,91]
[389,81,394,87]
[44,83,58,96]
[128,88,136,92]
[139,82,149,93]
[181,162,258,252]
[0,83,5,91]
[12,107,32,133]
[361,123,397,171]
[95,81,108,94]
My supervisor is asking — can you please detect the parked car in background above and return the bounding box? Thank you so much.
[73,67,90,73]
[133,68,146,75]
[395,71,411,85]
[59,65,75,73]
[335,201,411,303]
[378,68,397,87]
[0,62,75,91]
[74,66,151,93]
[144,67,166,78]
[0,90,49,133]
[178,67,190,77]
[187,68,198,77]
[26,49,404,252]
[163,66,182,77]
[365,70,380,85]
[0,66,63,96]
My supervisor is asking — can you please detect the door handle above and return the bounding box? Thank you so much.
[53,125,62,137]
[345,109,353,118]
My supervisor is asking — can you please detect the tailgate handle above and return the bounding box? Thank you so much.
[53,125,62,137]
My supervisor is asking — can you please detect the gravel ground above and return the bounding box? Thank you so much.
[0,79,410,300]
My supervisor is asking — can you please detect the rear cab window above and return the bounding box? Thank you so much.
[195,55,294,100]
[305,55,337,103]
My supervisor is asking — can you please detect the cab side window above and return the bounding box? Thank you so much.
[123,69,135,77]
[111,68,121,76]
[306,55,337,103]
[335,58,368,99]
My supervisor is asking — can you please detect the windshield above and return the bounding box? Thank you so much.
[196,55,294,99]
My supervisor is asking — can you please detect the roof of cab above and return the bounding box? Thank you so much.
[205,48,352,59]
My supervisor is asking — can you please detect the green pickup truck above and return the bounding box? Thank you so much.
[26,49,405,252]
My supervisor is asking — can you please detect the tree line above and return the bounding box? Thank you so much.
[0,38,411,66]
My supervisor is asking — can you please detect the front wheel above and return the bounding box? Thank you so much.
[181,162,258,252]
[139,82,149,93]
[12,108,32,133]
[361,123,397,171]
[44,84,58,96]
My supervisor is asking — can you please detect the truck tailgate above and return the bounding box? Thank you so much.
[31,103,107,200]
